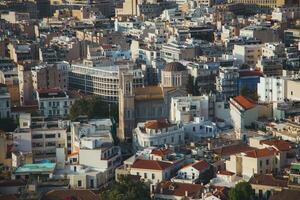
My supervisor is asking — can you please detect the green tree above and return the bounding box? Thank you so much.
[100,176,151,200]
[186,74,197,95]
[241,86,258,101]
[199,165,215,184]
[69,97,118,121]
[0,118,17,132]
[229,181,253,200]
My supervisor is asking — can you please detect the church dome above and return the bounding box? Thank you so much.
[164,62,186,72]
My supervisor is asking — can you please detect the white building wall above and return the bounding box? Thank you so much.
[257,77,286,102]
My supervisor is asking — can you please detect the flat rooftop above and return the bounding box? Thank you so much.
[15,163,56,174]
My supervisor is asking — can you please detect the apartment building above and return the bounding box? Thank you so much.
[286,80,300,101]
[226,147,280,179]
[36,89,75,118]
[257,57,283,77]
[257,76,286,102]
[187,62,219,95]
[170,95,210,123]
[160,40,201,63]
[0,84,11,119]
[31,62,69,91]
[261,43,285,59]
[228,0,290,9]
[240,25,279,43]
[233,44,263,67]
[69,58,144,102]
[14,114,69,163]
[79,139,122,180]
[216,67,239,100]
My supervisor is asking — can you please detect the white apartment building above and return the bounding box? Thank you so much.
[69,58,144,102]
[0,84,11,119]
[79,140,122,179]
[261,43,285,58]
[14,114,69,163]
[170,95,209,123]
[160,40,201,63]
[133,120,184,150]
[216,67,239,100]
[36,89,74,118]
[272,7,300,22]
[233,44,263,67]
[70,118,114,153]
[257,76,286,102]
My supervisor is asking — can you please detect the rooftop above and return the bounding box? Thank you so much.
[131,159,172,170]
[260,139,293,151]
[249,174,288,188]
[15,163,56,174]
[181,160,210,172]
[154,181,204,198]
[144,119,172,130]
[232,96,256,110]
[37,89,67,98]
[245,147,276,158]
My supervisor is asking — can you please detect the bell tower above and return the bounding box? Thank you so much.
[117,66,135,142]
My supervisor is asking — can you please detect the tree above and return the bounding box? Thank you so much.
[199,165,215,184]
[186,75,197,95]
[100,176,151,200]
[0,118,17,132]
[229,181,253,200]
[69,97,118,121]
[241,86,259,101]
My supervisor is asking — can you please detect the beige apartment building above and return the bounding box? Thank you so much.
[226,148,280,179]
[286,80,300,101]
[228,0,289,8]
[31,62,69,91]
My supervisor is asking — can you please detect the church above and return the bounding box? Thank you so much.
[118,62,189,141]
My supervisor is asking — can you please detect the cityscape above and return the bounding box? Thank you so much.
[0,0,300,199]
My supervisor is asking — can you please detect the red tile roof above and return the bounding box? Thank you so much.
[213,144,256,157]
[260,140,293,151]
[144,119,171,129]
[232,96,256,110]
[154,181,204,198]
[245,147,276,158]
[151,148,173,157]
[218,170,235,176]
[42,189,100,200]
[249,174,288,187]
[182,160,210,172]
[131,159,172,170]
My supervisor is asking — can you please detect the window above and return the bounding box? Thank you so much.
[152,173,155,180]
[137,172,139,176]
[77,180,82,187]
[32,134,43,139]
[260,160,262,167]
[266,159,269,165]
[144,173,147,179]
[45,134,55,138]
[193,127,196,132]
[171,137,174,143]
[49,102,51,106]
